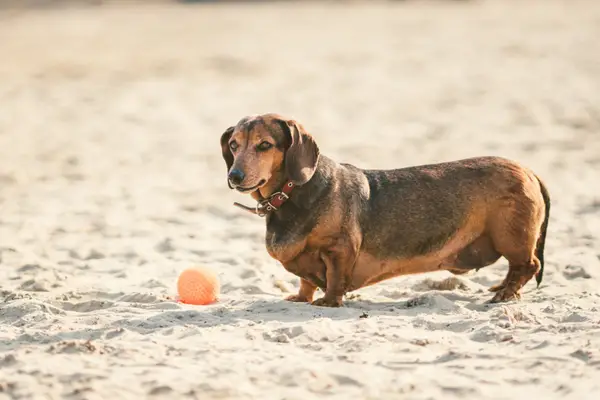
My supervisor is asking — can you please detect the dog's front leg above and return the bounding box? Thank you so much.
[311,246,356,308]
[285,279,317,303]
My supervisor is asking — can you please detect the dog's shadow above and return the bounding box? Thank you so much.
[113,291,499,335]
[3,291,503,351]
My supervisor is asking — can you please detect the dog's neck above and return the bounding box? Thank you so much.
[236,156,333,217]
[268,156,332,210]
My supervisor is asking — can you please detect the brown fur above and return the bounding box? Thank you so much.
[220,113,551,307]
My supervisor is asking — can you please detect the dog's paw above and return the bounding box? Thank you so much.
[488,288,521,303]
[285,294,311,303]
[488,282,506,293]
[488,277,509,293]
[311,297,342,308]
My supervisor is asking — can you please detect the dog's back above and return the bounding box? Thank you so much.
[355,156,527,258]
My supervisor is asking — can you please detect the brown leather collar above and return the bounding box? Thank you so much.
[233,180,295,217]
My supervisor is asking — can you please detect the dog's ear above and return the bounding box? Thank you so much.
[282,119,320,185]
[220,126,235,188]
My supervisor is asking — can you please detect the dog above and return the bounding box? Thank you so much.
[219,113,550,307]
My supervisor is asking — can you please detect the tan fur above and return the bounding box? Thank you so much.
[220,114,551,307]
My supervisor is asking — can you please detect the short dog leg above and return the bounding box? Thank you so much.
[488,277,508,293]
[487,190,547,301]
[285,279,317,303]
[490,258,540,303]
[311,250,351,308]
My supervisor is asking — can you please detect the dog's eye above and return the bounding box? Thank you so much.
[229,141,238,151]
[257,141,273,151]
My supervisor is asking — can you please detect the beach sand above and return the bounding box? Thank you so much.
[1,0,600,398]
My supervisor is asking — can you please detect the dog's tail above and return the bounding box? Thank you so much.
[534,174,551,288]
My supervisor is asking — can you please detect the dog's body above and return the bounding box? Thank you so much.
[220,114,550,307]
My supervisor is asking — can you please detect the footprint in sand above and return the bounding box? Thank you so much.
[47,340,111,355]
[563,264,592,280]
[59,299,115,313]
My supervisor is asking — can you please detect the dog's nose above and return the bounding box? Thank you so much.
[228,169,245,185]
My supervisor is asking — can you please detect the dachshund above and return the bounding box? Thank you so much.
[219,113,551,307]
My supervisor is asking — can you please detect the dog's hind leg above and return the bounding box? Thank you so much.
[487,200,544,303]
[489,257,541,302]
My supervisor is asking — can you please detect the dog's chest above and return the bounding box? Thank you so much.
[265,226,306,263]
[264,212,316,261]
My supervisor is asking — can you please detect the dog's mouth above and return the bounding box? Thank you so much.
[232,179,266,193]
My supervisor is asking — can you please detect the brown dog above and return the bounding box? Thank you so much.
[220,113,550,307]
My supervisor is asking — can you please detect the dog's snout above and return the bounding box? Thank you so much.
[228,169,245,185]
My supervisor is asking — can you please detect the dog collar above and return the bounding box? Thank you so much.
[233,180,295,217]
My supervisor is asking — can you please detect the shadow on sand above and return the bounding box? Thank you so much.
[3,291,503,351]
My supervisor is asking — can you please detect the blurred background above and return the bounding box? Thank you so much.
[1,0,599,284]
[1,0,600,398]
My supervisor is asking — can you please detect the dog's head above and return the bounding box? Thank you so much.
[220,113,320,193]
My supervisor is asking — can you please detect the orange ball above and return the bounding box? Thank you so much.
[177,266,220,305]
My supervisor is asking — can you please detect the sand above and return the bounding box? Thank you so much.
[1,0,600,398]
